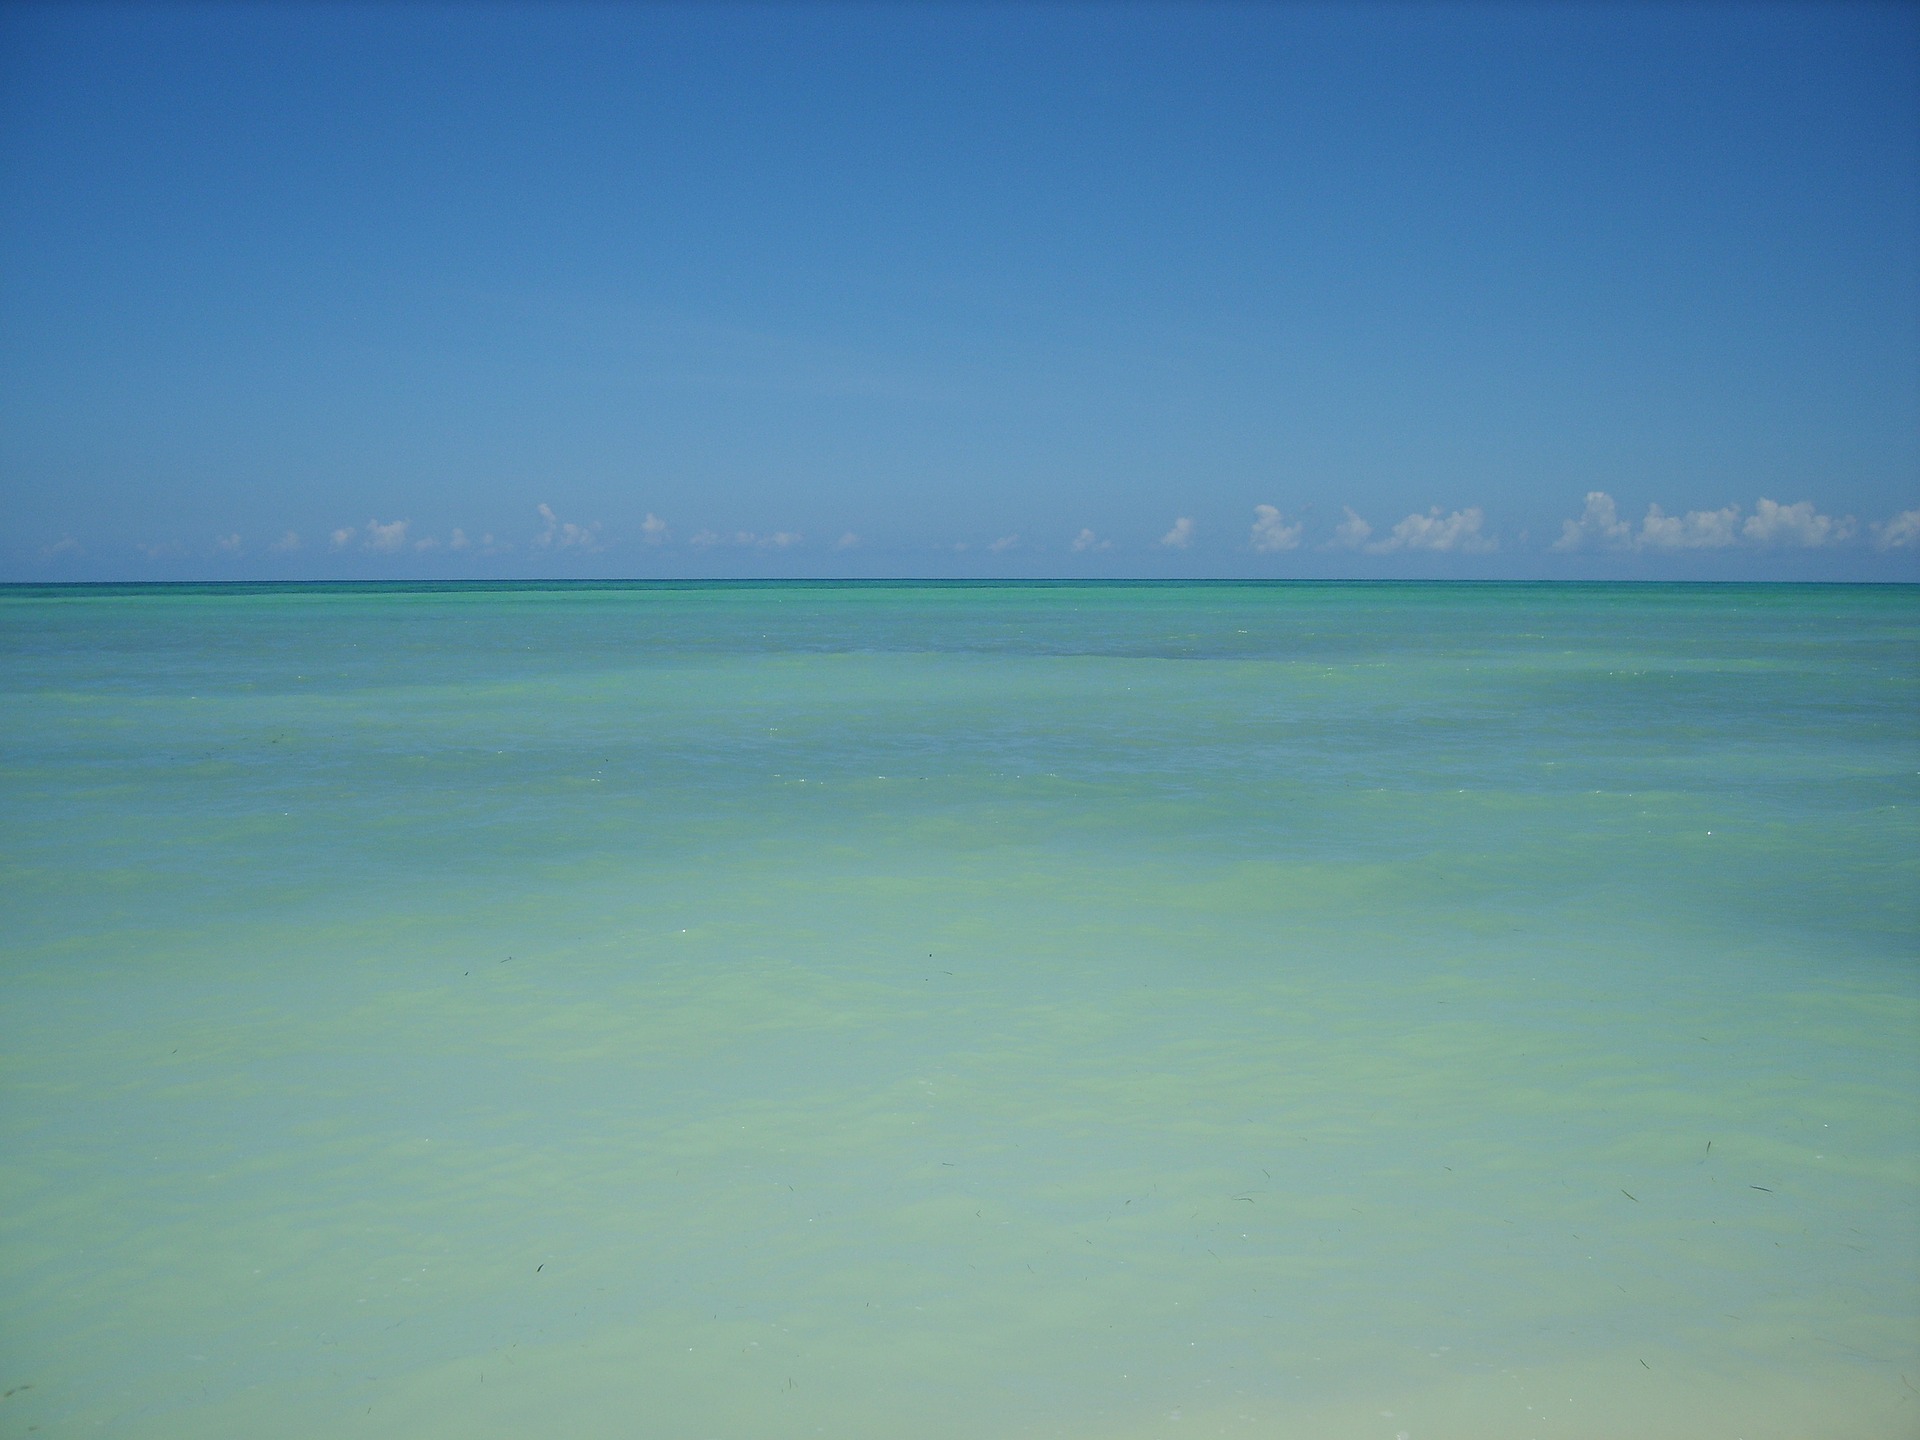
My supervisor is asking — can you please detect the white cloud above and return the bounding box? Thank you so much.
[1327,507,1373,550]
[269,530,301,553]
[330,526,357,550]
[834,532,860,550]
[1551,491,1632,552]
[414,535,441,552]
[1872,509,1920,551]
[641,513,668,545]
[214,533,243,553]
[1249,505,1302,553]
[43,535,80,558]
[1070,527,1111,553]
[535,503,607,553]
[1160,517,1195,549]
[139,540,184,559]
[447,528,470,551]
[686,527,797,549]
[1742,497,1855,548]
[1553,491,1862,554]
[989,533,1020,553]
[1637,503,1741,550]
[363,518,409,553]
[1367,507,1496,554]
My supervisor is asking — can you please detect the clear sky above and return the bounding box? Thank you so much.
[2,1,1915,580]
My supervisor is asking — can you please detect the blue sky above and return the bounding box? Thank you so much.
[2,2,1915,580]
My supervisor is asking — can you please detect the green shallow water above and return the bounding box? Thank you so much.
[1,581,1916,1438]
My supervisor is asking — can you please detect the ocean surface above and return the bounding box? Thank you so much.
[1,581,1915,1440]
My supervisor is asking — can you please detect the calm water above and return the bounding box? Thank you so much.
[2,582,1915,1439]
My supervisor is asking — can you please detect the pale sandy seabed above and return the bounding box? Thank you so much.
[2,583,1914,1438]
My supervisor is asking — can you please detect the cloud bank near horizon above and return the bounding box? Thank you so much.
[1552,492,1881,553]
[34,496,1920,574]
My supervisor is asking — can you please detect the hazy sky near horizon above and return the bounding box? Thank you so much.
[2,1,1916,580]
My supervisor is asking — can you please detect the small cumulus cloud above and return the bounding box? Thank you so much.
[215,533,243,554]
[363,518,410,553]
[414,535,441,552]
[1160,517,1195,549]
[1634,503,1741,550]
[989,533,1020,553]
[43,536,81,558]
[1552,492,1632,552]
[640,513,669,545]
[1872,509,1920,551]
[1742,498,1854,548]
[269,530,301,553]
[535,504,607,552]
[834,532,860,550]
[1249,505,1302,553]
[448,529,470,551]
[327,518,411,554]
[1367,507,1496,554]
[1327,507,1373,550]
[1070,528,1111,553]
[139,540,185,559]
[687,527,797,549]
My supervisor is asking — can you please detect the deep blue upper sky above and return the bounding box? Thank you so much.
[2,2,1915,578]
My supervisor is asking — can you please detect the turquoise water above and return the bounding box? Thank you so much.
[2,581,1915,1439]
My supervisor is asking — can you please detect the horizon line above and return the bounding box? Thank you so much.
[4,576,1916,591]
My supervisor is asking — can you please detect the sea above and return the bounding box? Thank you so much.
[1,580,1915,1439]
